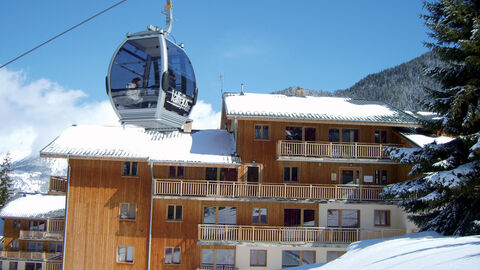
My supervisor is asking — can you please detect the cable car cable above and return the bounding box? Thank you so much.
[0,0,128,70]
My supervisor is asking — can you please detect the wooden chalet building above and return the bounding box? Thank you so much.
[0,176,66,270]
[37,91,426,269]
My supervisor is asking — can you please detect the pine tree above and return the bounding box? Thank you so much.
[383,0,480,236]
[0,153,13,209]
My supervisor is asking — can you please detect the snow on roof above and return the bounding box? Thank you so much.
[41,125,240,165]
[289,232,480,270]
[0,194,65,219]
[223,93,419,125]
[398,129,454,147]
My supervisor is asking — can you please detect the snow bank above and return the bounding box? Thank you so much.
[287,232,480,270]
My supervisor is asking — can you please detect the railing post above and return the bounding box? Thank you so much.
[258,183,261,198]
[180,180,183,196]
[233,182,236,197]
[357,229,360,241]
[329,142,333,157]
[304,141,307,156]
[379,144,383,158]
[284,184,287,199]
[309,184,312,199]
[355,142,358,158]
[359,185,363,201]
[335,185,338,200]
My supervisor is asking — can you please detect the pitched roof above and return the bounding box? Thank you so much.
[41,125,240,165]
[223,93,419,126]
[0,194,65,219]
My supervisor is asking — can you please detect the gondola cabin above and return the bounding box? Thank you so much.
[107,29,197,129]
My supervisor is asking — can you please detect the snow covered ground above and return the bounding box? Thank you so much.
[287,232,480,270]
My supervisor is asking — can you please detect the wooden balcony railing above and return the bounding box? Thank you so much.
[45,262,63,270]
[0,251,59,260]
[47,219,65,232]
[197,264,237,270]
[19,230,63,241]
[49,176,67,193]
[278,140,399,160]
[198,225,405,244]
[155,179,385,201]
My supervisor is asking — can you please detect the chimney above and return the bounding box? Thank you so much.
[295,88,304,97]
[183,120,193,133]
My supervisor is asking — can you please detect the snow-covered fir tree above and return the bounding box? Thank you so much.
[0,153,13,208]
[383,0,480,235]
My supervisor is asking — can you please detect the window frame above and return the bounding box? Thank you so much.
[284,208,316,227]
[167,205,183,221]
[119,203,136,221]
[327,209,360,228]
[12,220,21,229]
[250,249,267,267]
[254,124,270,141]
[122,161,139,177]
[165,247,181,264]
[374,210,391,226]
[10,240,19,251]
[281,250,315,268]
[203,206,237,225]
[169,166,185,179]
[252,208,268,224]
[283,167,299,182]
[117,246,134,264]
[374,130,388,144]
[375,169,388,185]
[26,241,43,252]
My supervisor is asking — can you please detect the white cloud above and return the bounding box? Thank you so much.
[0,69,119,160]
[189,100,221,129]
[0,69,222,161]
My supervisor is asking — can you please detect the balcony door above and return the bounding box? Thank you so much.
[284,209,315,227]
[341,169,361,184]
[246,165,260,183]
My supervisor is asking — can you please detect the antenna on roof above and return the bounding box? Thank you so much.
[240,83,245,95]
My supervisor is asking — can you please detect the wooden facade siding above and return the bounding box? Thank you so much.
[64,159,151,270]
[278,140,400,160]
[49,176,67,193]
[154,179,386,201]
[198,225,406,244]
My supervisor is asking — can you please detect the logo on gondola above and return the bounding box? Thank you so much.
[168,89,191,111]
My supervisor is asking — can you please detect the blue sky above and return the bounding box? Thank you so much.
[0,0,431,159]
[1,0,429,109]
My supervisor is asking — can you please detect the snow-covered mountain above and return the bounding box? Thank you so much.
[10,155,67,194]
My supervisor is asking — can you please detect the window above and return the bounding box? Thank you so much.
[254,125,270,140]
[304,127,316,141]
[206,167,218,180]
[283,167,299,182]
[341,169,360,184]
[165,247,181,264]
[284,209,315,227]
[220,168,238,181]
[25,263,42,270]
[201,249,235,270]
[327,209,360,228]
[12,220,20,229]
[119,203,136,220]
[328,129,340,142]
[169,166,184,178]
[49,243,63,253]
[203,206,237,224]
[375,130,387,143]
[247,166,260,183]
[117,246,134,263]
[342,129,359,142]
[282,250,315,268]
[327,251,345,262]
[167,205,183,221]
[252,208,268,224]
[285,126,302,140]
[122,161,138,176]
[9,262,17,270]
[27,242,43,252]
[374,210,390,226]
[250,250,267,267]
[375,170,388,184]
[29,220,46,231]
[10,240,19,250]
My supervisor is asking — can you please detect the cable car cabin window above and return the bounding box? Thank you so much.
[110,38,162,110]
[164,40,196,116]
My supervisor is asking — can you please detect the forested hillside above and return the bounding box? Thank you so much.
[275,51,444,111]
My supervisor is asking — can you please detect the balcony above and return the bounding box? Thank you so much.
[0,251,60,261]
[19,219,65,241]
[49,176,67,194]
[45,263,63,270]
[197,265,237,270]
[278,140,399,163]
[198,224,405,244]
[154,179,385,201]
